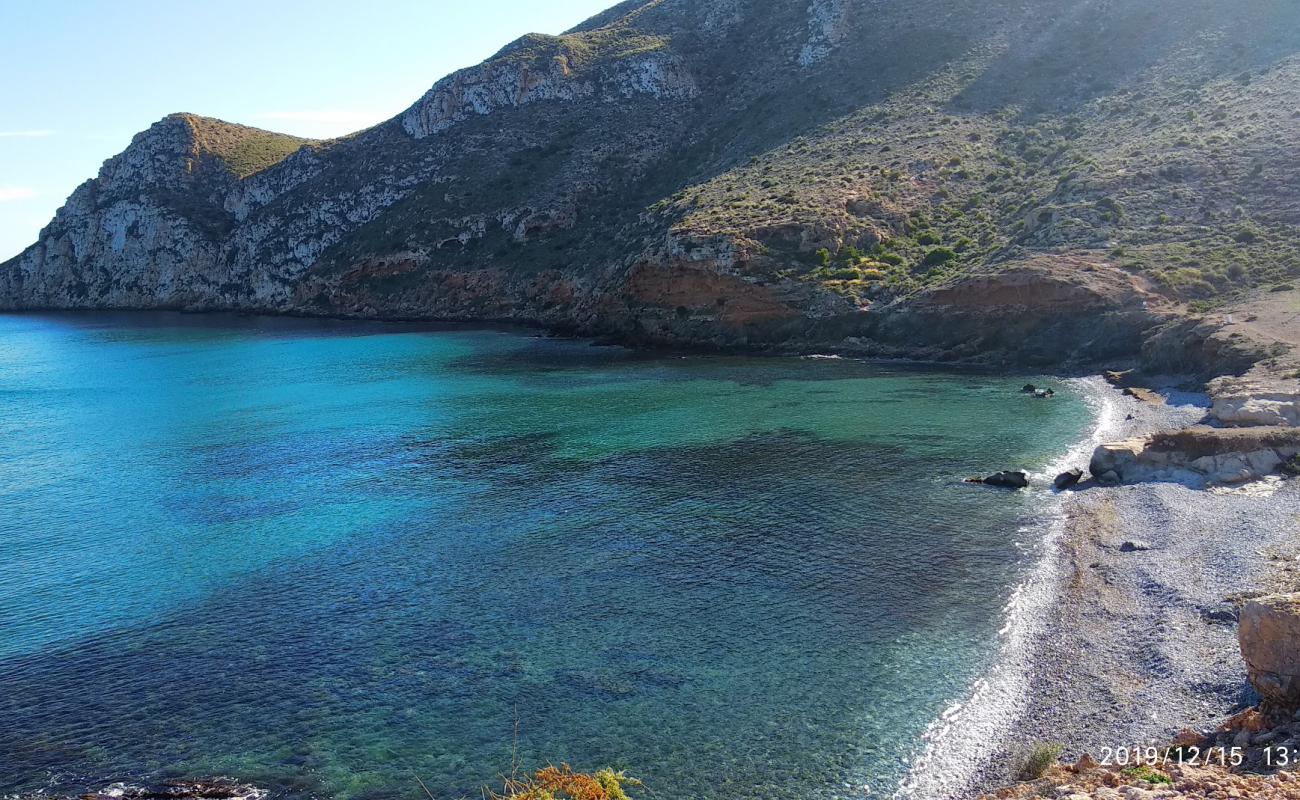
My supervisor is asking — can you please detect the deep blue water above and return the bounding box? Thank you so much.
[0,313,1091,800]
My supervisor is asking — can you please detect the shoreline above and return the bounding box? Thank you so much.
[964,382,1300,798]
[898,375,1299,799]
[898,378,1139,799]
[0,308,1154,374]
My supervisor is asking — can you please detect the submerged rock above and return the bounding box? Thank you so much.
[78,782,266,800]
[1021,383,1038,394]
[981,470,1030,489]
[1240,594,1300,712]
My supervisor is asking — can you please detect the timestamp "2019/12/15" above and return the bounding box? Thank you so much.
[1099,745,1298,768]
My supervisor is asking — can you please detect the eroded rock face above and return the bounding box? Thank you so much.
[1090,425,1300,485]
[1141,315,1276,379]
[401,44,697,139]
[0,115,245,311]
[798,0,850,66]
[1239,594,1300,711]
[864,257,1170,365]
[1210,374,1300,428]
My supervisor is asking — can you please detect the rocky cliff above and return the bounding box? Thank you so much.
[6,0,1300,366]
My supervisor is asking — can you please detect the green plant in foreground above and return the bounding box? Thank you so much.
[1014,742,1063,781]
[1282,454,1300,477]
[1123,765,1174,785]
[486,765,640,800]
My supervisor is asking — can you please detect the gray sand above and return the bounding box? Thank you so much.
[996,388,1300,782]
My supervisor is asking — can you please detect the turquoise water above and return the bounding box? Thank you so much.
[0,313,1091,800]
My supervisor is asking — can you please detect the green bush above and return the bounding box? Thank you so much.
[916,231,943,246]
[922,247,958,266]
[1122,766,1173,785]
[1233,225,1262,244]
[1095,197,1124,217]
[1014,742,1063,781]
[1282,454,1300,477]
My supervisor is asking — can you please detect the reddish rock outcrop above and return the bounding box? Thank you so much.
[866,257,1172,365]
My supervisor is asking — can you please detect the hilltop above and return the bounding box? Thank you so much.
[3,0,1300,371]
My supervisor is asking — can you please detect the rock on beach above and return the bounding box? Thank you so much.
[1239,593,1300,711]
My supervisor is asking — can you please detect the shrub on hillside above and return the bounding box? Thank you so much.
[1234,225,1263,244]
[922,247,958,266]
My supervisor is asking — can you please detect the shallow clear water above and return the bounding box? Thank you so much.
[0,313,1091,800]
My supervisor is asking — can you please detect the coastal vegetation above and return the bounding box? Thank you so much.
[1121,765,1173,785]
[486,766,639,800]
[1012,742,1063,782]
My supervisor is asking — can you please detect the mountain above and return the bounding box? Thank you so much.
[5,0,1300,367]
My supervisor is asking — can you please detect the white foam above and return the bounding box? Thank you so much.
[893,378,1121,799]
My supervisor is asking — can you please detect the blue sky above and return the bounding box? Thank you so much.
[0,0,616,260]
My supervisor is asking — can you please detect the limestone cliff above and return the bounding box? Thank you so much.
[5,0,1300,367]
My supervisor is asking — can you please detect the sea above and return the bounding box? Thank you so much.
[0,313,1104,800]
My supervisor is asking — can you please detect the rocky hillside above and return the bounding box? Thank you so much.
[5,0,1300,367]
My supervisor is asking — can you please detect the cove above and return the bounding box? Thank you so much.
[0,313,1092,800]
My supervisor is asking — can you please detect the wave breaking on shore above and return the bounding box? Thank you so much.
[894,378,1122,800]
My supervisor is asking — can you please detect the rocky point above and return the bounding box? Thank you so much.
[3,0,1299,368]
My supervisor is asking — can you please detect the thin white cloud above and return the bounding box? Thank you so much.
[258,110,381,125]
[0,130,55,138]
[253,110,390,138]
[0,187,38,202]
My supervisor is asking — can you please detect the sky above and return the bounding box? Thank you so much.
[0,0,617,260]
